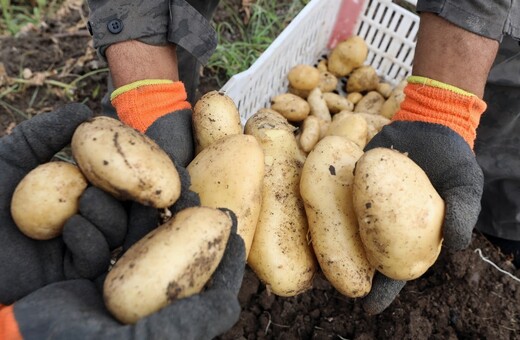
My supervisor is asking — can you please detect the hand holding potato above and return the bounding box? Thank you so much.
[361,120,484,314]
[0,104,129,304]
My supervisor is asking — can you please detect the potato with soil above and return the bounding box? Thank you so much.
[10,161,88,240]
[245,109,317,297]
[104,206,233,324]
[187,134,264,257]
[328,36,368,77]
[346,65,379,93]
[301,136,374,297]
[354,91,385,115]
[353,148,445,281]
[71,116,180,209]
[287,64,321,91]
[271,93,310,122]
[325,111,368,149]
[193,90,242,154]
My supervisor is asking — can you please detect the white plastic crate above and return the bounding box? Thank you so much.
[220,0,419,125]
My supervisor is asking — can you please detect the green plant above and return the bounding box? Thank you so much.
[0,0,57,36]
[207,0,309,86]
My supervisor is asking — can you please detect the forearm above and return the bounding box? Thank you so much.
[412,13,499,98]
[106,41,179,88]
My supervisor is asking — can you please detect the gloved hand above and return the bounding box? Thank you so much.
[361,76,486,314]
[0,104,128,304]
[1,210,246,340]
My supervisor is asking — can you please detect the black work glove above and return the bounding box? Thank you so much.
[0,104,128,304]
[360,80,485,314]
[9,209,245,340]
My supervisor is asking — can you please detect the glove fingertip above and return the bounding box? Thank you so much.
[361,273,406,315]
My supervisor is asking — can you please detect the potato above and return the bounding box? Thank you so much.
[301,136,374,297]
[353,148,445,281]
[376,82,393,98]
[287,64,320,91]
[354,91,385,115]
[193,90,242,154]
[104,206,232,324]
[298,115,321,153]
[328,36,368,77]
[187,134,264,257]
[307,87,331,122]
[346,66,379,93]
[288,85,310,99]
[322,92,354,113]
[271,93,310,122]
[326,111,368,149]
[11,161,87,240]
[71,116,180,209]
[357,113,391,141]
[346,92,363,105]
[246,109,317,297]
[244,108,295,136]
[316,59,328,72]
[318,71,339,93]
[380,80,407,119]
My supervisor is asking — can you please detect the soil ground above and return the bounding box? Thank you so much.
[1,1,519,339]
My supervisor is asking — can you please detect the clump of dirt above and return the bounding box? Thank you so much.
[1,2,519,339]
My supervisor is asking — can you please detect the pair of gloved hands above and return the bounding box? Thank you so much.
[0,103,246,339]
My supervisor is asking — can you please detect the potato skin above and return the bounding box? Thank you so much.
[271,93,310,122]
[11,161,87,240]
[353,148,445,281]
[193,90,242,154]
[104,206,232,324]
[246,110,317,297]
[328,36,368,77]
[287,64,320,91]
[71,116,181,209]
[187,134,264,257]
[301,136,374,297]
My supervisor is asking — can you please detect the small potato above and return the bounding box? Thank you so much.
[322,92,354,113]
[301,136,374,297]
[271,93,310,122]
[318,71,339,93]
[11,161,87,240]
[346,92,363,104]
[354,91,385,115]
[104,206,232,324]
[187,134,264,257]
[326,112,368,149]
[380,80,407,119]
[376,82,393,98]
[353,148,445,281]
[328,36,368,77]
[316,59,328,72]
[299,115,321,153]
[307,87,331,122]
[357,113,391,141]
[288,64,321,91]
[346,66,379,93]
[71,116,181,209]
[193,90,242,154]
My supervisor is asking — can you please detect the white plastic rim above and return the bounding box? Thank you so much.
[220,0,419,125]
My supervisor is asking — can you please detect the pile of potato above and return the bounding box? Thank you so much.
[190,36,444,300]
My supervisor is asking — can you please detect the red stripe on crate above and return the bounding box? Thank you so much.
[328,0,366,48]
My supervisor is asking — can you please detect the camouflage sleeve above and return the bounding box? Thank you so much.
[86,0,217,64]
[416,0,520,41]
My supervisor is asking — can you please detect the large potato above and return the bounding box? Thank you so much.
[193,91,242,154]
[71,116,180,209]
[353,148,445,281]
[104,206,232,324]
[301,136,374,297]
[246,109,317,297]
[187,134,264,257]
[11,161,87,240]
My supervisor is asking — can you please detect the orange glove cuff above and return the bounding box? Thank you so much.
[111,80,191,133]
[0,305,22,340]
[392,78,487,149]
